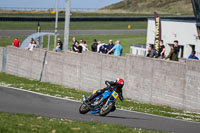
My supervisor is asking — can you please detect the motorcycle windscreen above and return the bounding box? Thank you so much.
[112,91,119,100]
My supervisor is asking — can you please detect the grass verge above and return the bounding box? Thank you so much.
[0,34,146,56]
[0,111,161,133]
[0,72,200,122]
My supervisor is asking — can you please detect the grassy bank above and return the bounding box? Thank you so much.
[0,34,146,56]
[0,72,200,122]
[0,21,147,30]
[0,112,161,133]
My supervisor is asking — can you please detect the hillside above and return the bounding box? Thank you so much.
[102,0,194,15]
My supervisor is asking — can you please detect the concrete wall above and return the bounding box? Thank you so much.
[184,60,200,112]
[42,51,126,92]
[6,46,46,80]
[0,47,3,72]
[2,46,200,113]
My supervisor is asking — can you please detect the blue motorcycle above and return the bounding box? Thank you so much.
[79,89,119,116]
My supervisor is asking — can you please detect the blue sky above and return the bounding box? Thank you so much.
[0,0,123,9]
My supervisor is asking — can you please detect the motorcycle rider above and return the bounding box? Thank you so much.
[84,78,124,104]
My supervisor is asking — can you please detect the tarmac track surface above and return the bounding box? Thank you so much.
[0,86,200,133]
[0,29,146,37]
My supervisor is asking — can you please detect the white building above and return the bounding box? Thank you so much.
[146,18,200,59]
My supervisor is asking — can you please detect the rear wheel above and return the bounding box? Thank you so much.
[99,102,114,116]
[79,104,90,114]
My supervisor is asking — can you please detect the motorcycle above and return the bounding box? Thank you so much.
[79,82,120,116]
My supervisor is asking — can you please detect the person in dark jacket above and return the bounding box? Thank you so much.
[71,37,78,52]
[165,44,178,61]
[174,40,180,61]
[157,40,166,58]
[147,45,156,58]
[106,40,114,54]
[91,39,98,52]
[74,41,82,53]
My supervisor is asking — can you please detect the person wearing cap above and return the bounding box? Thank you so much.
[55,38,63,52]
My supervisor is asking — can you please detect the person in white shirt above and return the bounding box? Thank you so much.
[80,40,88,52]
[26,38,36,51]
[97,41,104,53]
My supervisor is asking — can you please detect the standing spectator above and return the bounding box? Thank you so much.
[158,40,166,59]
[55,38,63,52]
[71,37,78,51]
[174,40,180,61]
[188,50,199,60]
[80,40,88,52]
[106,40,114,54]
[91,39,98,52]
[165,44,178,61]
[146,45,156,58]
[12,38,21,47]
[74,41,82,53]
[107,40,123,56]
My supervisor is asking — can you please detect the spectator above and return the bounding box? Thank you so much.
[12,38,21,47]
[107,40,123,56]
[157,40,166,59]
[71,37,78,51]
[146,45,156,58]
[91,39,98,52]
[55,38,63,52]
[97,41,104,52]
[99,44,108,54]
[174,40,180,61]
[74,41,82,53]
[79,39,83,45]
[106,40,114,54]
[165,44,178,61]
[188,50,199,60]
[26,39,36,51]
[79,40,88,52]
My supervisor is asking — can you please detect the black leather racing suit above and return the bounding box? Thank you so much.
[87,81,123,102]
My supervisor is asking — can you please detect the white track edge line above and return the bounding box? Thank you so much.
[0,85,200,124]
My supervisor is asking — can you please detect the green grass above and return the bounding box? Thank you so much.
[0,34,146,56]
[0,21,147,30]
[0,11,194,18]
[0,72,200,122]
[0,112,161,133]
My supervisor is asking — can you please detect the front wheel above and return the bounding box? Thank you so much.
[99,102,115,116]
[79,104,90,114]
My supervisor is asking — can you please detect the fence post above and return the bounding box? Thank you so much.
[2,47,7,72]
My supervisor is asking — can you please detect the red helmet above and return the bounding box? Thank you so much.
[116,78,124,85]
